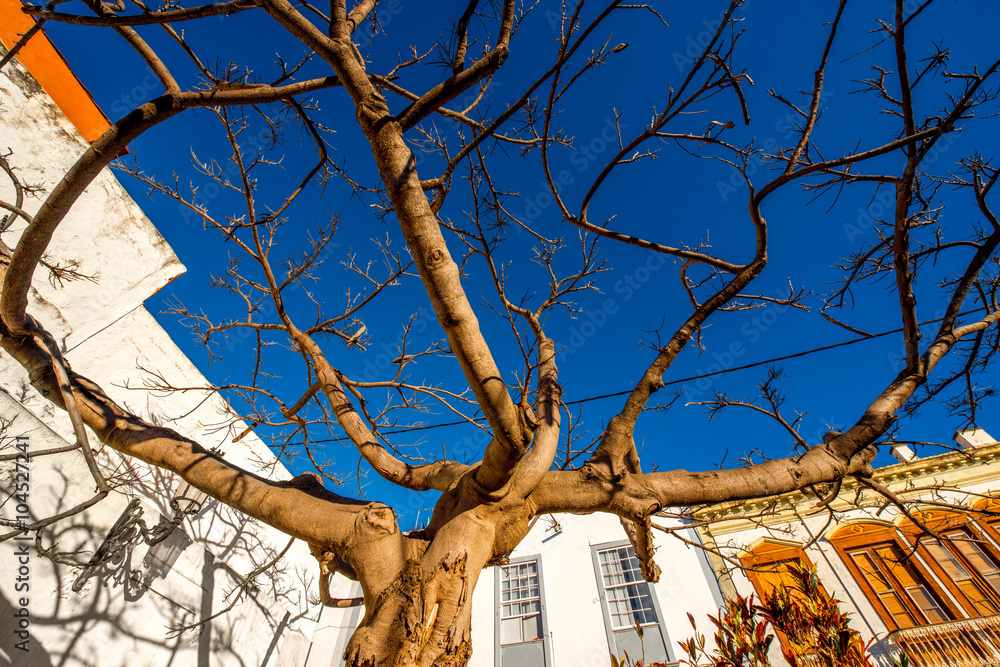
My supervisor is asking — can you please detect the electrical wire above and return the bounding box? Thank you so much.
[272,307,989,446]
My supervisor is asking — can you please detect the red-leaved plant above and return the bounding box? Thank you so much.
[612,562,911,667]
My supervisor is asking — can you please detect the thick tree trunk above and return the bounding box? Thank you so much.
[342,496,534,667]
[345,555,477,667]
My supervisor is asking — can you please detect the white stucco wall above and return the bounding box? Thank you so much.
[0,388,315,667]
[304,578,366,667]
[0,47,184,352]
[483,512,723,667]
[0,42,319,667]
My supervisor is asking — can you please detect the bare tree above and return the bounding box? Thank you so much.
[1,1,999,665]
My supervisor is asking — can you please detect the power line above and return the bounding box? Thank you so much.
[272,308,986,446]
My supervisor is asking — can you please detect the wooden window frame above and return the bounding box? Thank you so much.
[830,522,962,632]
[899,509,1000,619]
[973,497,1000,546]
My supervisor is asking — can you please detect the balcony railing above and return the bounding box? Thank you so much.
[886,614,1000,667]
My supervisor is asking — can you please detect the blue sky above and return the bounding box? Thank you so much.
[38,1,1000,526]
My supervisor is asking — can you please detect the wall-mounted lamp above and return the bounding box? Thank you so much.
[71,478,208,592]
[170,480,209,517]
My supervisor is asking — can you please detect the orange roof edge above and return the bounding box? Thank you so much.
[1,0,117,146]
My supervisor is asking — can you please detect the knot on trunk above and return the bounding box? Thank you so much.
[581,455,629,488]
[356,90,390,131]
[579,461,601,482]
[847,444,879,478]
[27,361,58,398]
[358,503,398,536]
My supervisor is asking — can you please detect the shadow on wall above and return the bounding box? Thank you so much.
[0,411,305,667]
[0,503,301,667]
[0,588,55,667]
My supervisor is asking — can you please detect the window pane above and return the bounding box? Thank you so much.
[957,580,1000,616]
[851,552,893,593]
[522,614,542,642]
[500,560,543,645]
[851,543,953,627]
[878,591,918,629]
[601,551,625,587]
[598,546,658,630]
[933,533,1000,615]
[924,539,972,580]
[875,546,921,587]
[501,617,522,644]
[906,585,949,624]
[851,550,918,628]
[953,536,1000,595]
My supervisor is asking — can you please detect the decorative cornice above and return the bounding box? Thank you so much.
[692,441,1000,527]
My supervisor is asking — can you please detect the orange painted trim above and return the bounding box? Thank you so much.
[1,0,112,143]
[974,496,1000,518]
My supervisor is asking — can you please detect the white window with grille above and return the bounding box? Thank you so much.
[500,560,543,644]
[597,546,659,629]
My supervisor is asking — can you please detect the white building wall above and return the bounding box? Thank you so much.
[0,46,184,351]
[468,559,497,667]
[303,578,365,667]
[0,40,318,667]
[496,512,722,667]
[497,513,619,667]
